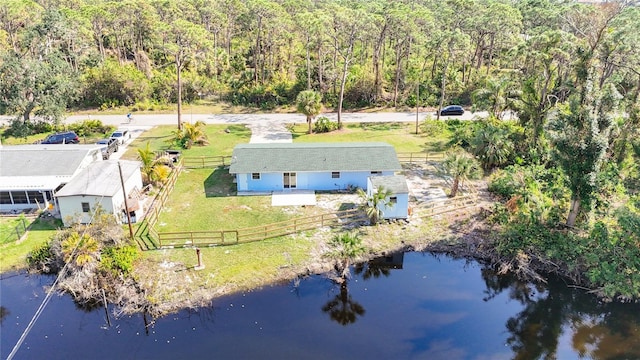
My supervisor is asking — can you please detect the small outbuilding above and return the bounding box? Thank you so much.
[55,160,144,227]
[367,175,410,220]
[229,142,402,193]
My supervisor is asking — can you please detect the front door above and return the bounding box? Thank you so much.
[283,172,297,189]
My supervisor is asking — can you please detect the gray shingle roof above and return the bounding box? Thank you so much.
[370,175,409,194]
[55,160,141,197]
[0,145,102,177]
[229,142,401,173]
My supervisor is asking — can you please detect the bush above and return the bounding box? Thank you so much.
[27,241,56,273]
[100,244,139,276]
[67,120,114,137]
[420,119,449,137]
[314,116,339,133]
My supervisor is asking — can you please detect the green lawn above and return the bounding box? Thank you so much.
[156,168,294,232]
[0,216,61,273]
[291,122,449,153]
[120,124,251,160]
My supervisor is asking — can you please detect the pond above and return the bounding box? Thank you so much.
[2,252,639,359]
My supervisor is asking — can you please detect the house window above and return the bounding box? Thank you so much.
[26,191,44,204]
[371,171,382,175]
[331,172,340,178]
[252,173,261,180]
[81,202,90,213]
[11,191,28,204]
[0,192,12,204]
[390,196,397,204]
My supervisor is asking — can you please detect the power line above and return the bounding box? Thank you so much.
[7,197,106,360]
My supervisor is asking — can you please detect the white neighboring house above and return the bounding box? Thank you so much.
[367,175,410,220]
[0,145,103,212]
[55,160,144,227]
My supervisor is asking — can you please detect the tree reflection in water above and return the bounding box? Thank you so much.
[321,279,365,326]
[481,266,640,359]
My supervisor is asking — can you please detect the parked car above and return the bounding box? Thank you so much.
[437,105,465,116]
[110,129,130,145]
[40,131,80,144]
[96,138,119,159]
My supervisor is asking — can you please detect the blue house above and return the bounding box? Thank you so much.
[367,175,410,219]
[229,142,402,193]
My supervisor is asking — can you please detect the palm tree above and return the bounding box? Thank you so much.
[443,150,481,197]
[328,232,366,278]
[357,186,393,225]
[296,90,322,134]
[172,121,209,149]
[137,142,171,186]
[471,126,514,170]
[61,232,100,268]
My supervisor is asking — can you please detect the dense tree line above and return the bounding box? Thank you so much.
[0,1,637,120]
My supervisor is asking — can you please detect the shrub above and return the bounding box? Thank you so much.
[314,116,339,133]
[67,120,114,136]
[100,244,139,276]
[420,119,449,137]
[27,241,56,273]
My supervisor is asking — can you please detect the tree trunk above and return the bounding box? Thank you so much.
[254,17,262,84]
[176,59,183,130]
[306,36,311,90]
[307,115,313,134]
[436,53,450,121]
[338,58,349,128]
[567,197,581,227]
[318,45,324,94]
[451,177,460,197]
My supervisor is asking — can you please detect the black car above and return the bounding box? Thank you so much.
[41,131,80,144]
[437,105,465,116]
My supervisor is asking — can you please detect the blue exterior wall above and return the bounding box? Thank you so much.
[366,177,409,219]
[236,171,395,192]
[377,193,409,219]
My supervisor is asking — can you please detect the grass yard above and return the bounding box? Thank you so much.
[120,124,251,160]
[155,168,296,232]
[0,216,61,273]
[291,122,450,153]
[140,233,316,297]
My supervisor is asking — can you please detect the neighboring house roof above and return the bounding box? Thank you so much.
[229,142,402,173]
[55,160,141,198]
[0,145,102,177]
[0,145,103,190]
[370,175,409,194]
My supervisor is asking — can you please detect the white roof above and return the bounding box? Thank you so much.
[55,160,141,198]
[0,144,102,177]
[0,145,102,191]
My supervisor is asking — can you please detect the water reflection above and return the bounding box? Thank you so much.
[0,306,8,325]
[321,280,365,326]
[482,267,640,359]
[2,253,640,359]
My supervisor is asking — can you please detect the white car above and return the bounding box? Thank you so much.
[110,129,130,145]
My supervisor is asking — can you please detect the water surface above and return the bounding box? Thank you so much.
[1,252,639,359]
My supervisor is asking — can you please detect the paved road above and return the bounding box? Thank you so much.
[0,110,493,128]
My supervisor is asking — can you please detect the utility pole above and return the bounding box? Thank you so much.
[118,162,134,240]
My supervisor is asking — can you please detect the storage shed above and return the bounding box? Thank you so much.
[55,160,144,227]
[367,175,410,220]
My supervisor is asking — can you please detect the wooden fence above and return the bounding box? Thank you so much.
[157,208,364,248]
[134,158,183,250]
[182,156,233,169]
[397,152,445,163]
[418,194,478,217]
